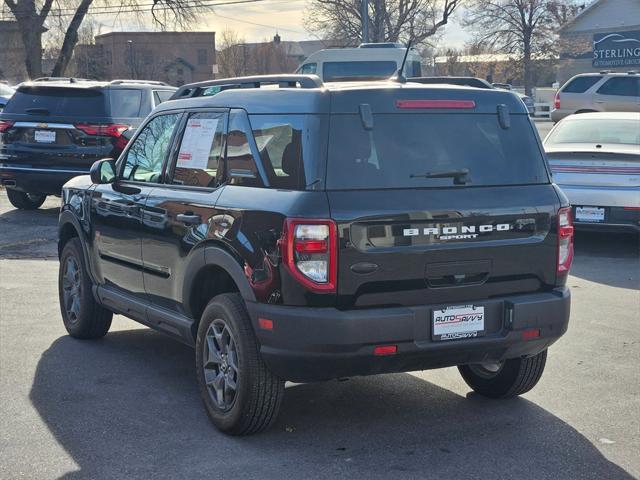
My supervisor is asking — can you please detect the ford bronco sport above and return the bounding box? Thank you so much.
[57,74,573,435]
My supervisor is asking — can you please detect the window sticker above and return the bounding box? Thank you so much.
[177,118,219,170]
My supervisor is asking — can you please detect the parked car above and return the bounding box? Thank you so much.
[411,77,535,115]
[295,43,422,81]
[58,74,572,435]
[551,71,640,123]
[544,111,640,232]
[0,78,176,209]
[0,83,15,111]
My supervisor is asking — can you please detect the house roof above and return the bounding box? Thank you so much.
[559,0,640,33]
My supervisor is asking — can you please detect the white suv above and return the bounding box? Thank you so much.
[551,72,639,122]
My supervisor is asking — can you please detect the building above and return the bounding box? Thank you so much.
[217,35,343,77]
[558,0,640,83]
[0,20,28,84]
[75,31,217,86]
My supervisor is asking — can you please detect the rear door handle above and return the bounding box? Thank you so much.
[177,213,201,225]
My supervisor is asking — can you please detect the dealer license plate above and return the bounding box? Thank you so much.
[34,130,56,143]
[432,305,485,341]
[575,206,605,223]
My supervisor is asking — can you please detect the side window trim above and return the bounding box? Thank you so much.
[163,108,229,191]
[227,109,271,188]
[116,110,184,186]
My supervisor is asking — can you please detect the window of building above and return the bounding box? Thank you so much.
[197,49,207,65]
[171,112,226,188]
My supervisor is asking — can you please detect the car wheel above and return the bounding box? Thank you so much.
[458,349,547,398]
[58,237,112,339]
[196,293,284,435]
[6,188,46,210]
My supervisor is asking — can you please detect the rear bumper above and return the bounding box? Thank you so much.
[247,287,571,382]
[0,164,88,195]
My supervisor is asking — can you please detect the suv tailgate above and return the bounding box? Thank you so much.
[329,185,560,307]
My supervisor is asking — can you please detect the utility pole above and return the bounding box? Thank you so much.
[361,0,369,43]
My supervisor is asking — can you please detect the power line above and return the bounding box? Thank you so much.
[3,0,303,17]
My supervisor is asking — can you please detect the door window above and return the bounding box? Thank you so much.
[121,113,180,183]
[171,112,226,188]
[226,110,263,187]
[299,63,317,74]
[596,77,639,97]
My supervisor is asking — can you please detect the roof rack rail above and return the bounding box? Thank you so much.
[32,77,90,83]
[109,79,170,86]
[171,74,323,100]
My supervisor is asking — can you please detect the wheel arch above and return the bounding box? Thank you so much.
[182,242,256,330]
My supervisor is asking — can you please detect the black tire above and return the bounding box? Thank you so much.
[58,237,112,339]
[458,350,547,398]
[196,293,284,435]
[6,188,46,210]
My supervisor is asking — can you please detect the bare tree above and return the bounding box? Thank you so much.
[464,0,583,95]
[305,0,461,46]
[3,0,205,79]
[217,29,249,78]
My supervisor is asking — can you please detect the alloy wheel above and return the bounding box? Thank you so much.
[203,319,239,411]
[62,256,82,324]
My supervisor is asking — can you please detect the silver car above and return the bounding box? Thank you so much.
[551,72,640,123]
[544,112,640,232]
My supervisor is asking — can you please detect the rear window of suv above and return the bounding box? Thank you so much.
[109,89,142,117]
[326,113,549,189]
[561,75,602,93]
[3,86,106,116]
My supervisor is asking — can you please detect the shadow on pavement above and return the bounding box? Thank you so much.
[30,329,634,480]
[570,231,639,290]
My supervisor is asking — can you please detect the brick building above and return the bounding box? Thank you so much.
[75,31,216,86]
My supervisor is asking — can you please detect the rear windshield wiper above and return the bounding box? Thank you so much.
[26,108,50,115]
[410,168,470,185]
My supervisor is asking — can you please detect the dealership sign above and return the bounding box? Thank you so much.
[593,30,640,67]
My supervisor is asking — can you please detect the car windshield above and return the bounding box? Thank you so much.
[326,113,549,189]
[3,86,106,116]
[0,84,14,96]
[546,118,640,146]
[323,61,397,82]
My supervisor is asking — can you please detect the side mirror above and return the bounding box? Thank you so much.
[90,158,117,185]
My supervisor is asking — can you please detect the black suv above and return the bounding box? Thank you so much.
[0,78,176,209]
[57,74,573,435]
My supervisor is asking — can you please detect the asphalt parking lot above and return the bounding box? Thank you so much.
[1,173,639,479]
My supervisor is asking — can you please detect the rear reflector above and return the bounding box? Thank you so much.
[623,207,640,211]
[373,345,397,356]
[522,328,541,340]
[396,100,476,109]
[258,318,273,330]
[0,120,15,132]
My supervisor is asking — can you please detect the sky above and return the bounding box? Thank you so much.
[93,1,471,49]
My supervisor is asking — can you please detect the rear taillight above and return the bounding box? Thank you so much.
[554,91,560,109]
[557,207,574,274]
[281,218,337,292]
[0,120,14,132]
[75,123,129,137]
